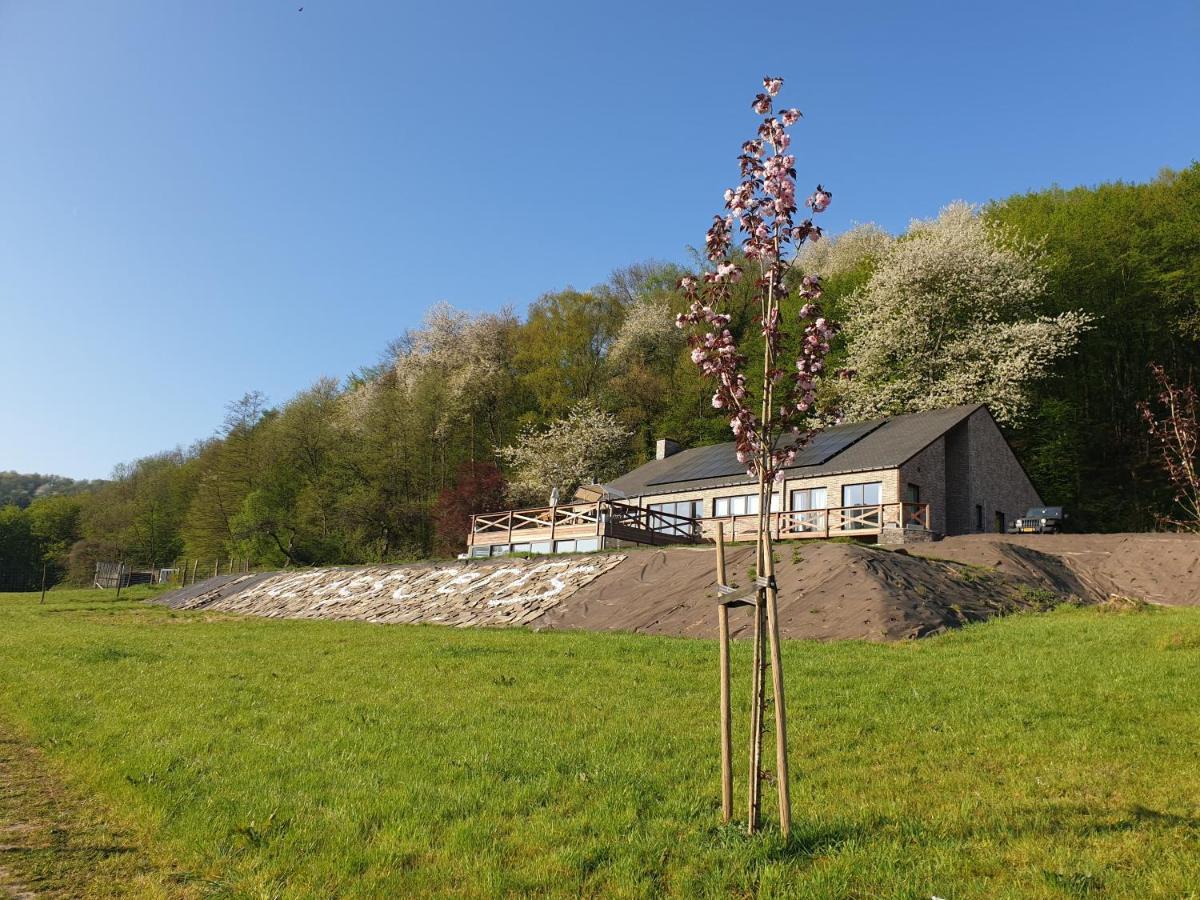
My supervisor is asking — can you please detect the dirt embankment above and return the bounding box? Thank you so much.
[153,532,1200,642]
[535,541,1068,641]
[906,534,1200,606]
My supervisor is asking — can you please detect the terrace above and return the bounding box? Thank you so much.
[467,499,931,556]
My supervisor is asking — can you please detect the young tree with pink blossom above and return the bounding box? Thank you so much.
[676,76,839,836]
[1139,364,1200,531]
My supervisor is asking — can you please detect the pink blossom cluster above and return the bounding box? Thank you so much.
[676,76,840,482]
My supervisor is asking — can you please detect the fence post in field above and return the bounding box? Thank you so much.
[212,559,218,579]
[715,523,733,824]
[115,560,125,598]
[39,562,47,604]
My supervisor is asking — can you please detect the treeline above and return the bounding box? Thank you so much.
[2,166,1197,588]
[0,471,103,509]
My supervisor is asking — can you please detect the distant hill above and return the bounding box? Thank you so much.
[0,471,105,508]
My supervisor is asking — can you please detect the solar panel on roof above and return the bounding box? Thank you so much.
[790,418,886,467]
[646,418,886,486]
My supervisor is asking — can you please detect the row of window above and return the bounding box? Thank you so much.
[649,482,887,522]
[468,537,601,558]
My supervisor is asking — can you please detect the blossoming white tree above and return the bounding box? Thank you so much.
[496,402,632,505]
[836,203,1093,426]
[795,221,892,280]
[607,298,684,369]
[675,76,839,836]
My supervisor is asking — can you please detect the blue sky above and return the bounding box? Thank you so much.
[1,1,1197,479]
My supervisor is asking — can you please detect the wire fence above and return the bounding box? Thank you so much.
[0,556,258,595]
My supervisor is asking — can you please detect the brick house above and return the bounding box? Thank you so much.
[467,404,1042,556]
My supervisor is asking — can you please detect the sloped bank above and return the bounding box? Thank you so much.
[154,555,627,628]
[152,538,1117,641]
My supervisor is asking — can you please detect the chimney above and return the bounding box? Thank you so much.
[655,438,682,461]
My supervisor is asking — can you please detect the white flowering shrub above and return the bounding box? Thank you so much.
[608,299,684,368]
[838,202,1093,426]
[795,222,892,278]
[496,402,632,504]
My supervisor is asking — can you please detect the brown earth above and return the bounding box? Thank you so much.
[535,541,1064,641]
[152,534,1200,643]
[0,724,189,898]
[538,533,1200,641]
[906,533,1200,606]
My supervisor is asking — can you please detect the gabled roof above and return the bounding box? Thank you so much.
[606,404,984,498]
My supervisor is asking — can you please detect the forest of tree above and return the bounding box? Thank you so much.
[1,167,1197,589]
[0,471,103,509]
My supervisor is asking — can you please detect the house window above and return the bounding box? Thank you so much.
[790,487,828,511]
[841,482,882,530]
[905,483,920,504]
[788,487,828,532]
[647,500,701,537]
[975,504,984,531]
[713,493,780,517]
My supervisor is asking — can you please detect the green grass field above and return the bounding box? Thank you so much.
[0,588,1197,898]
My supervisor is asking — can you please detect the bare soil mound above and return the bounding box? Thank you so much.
[536,542,1066,641]
[151,534,1199,642]
[908,534,1200,606]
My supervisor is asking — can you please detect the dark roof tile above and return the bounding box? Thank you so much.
[606,404,982,498]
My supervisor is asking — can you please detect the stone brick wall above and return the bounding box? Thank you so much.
[959,407,1043,533]
[898,436,947,534]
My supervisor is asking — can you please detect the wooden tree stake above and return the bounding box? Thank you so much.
[715,524,733,823]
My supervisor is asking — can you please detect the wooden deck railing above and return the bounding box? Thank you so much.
[706,502,930,542]
[468,499,701,547]
[469,500,929,548]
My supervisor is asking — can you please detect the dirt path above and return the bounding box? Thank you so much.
[0,723,188,898]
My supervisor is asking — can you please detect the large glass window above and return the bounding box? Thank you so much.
[647,500,701,536]
[713,493,780,517]
[841,482,882,530]
[790,487,828,510]
[788,487,828,532]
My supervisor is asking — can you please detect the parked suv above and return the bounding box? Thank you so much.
[1008,506,1065,534]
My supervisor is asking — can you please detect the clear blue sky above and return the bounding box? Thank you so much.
[1,1,1196,479]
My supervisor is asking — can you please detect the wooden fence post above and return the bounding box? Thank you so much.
[716,524,733,824]
[762,534,792,838]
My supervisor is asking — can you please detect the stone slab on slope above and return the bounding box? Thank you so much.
[153,555,627,628]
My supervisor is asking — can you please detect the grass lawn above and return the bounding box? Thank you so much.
[0,588,1197,898]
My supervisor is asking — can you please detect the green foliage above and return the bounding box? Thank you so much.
[0,471,102,509]
[0,590,1197,894]
[989,164,1200,530]
[7,167,1198,577]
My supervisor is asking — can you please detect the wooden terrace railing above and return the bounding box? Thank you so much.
[468,499,701,548]
[469,500,930,549]
[704,502,930,542]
